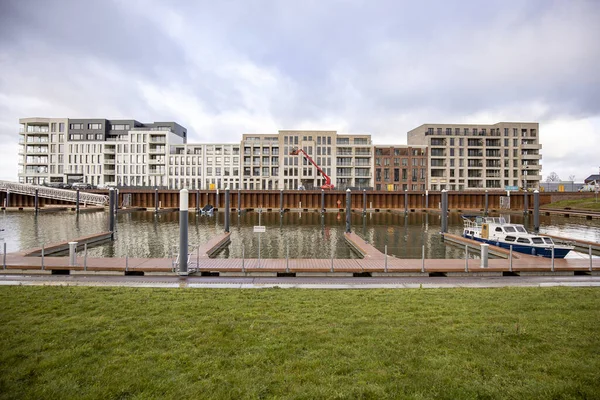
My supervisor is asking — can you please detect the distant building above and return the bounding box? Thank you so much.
[373,145,428,191]
[407,122,542,191]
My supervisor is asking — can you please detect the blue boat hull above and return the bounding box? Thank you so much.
[463,235,571,258]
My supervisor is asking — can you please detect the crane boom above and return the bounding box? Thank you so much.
[289,147,335,189]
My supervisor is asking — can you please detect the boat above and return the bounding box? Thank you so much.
[201,204,214,215]
[461,215,573,258]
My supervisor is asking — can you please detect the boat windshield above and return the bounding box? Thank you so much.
[515,226,527,233]
[504,226,516,233]
[543,238,554,245]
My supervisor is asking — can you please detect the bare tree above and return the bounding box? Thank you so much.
[568,174,576,182]
[546,172,561,182]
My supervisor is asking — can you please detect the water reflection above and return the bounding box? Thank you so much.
[0,210,598,259]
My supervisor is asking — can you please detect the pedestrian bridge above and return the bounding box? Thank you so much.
[0,181,109,206]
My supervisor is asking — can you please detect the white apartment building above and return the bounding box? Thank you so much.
[408,122,542,191]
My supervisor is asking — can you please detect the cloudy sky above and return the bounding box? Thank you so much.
[1,0,599,182]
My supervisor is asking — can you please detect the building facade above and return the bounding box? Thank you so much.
[373,145,428,191]
[407,122,542,191]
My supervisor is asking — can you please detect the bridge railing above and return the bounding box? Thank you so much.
[0,181,109,206]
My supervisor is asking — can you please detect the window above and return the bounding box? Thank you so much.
[88,123,102,130]
[517,237,530,244]
[495,227,503,232]
[505,236,516,242]
[59,123,65,132]
[69,123,83,129]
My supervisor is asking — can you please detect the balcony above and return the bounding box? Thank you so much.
[104,147,115,154]
[522,153,542,160]
[103,158,115,165]
[521,143,541,150]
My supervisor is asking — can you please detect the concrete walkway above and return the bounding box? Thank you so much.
[1,274,599,289]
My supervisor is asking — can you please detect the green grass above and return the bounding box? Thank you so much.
[1,287,599,399]
[544,197,600,211]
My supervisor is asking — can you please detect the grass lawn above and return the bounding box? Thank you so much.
[544,197,600,211]
[1,287,599,399]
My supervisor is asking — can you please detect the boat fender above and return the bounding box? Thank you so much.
[496,242,500,247]
[531,248,536,256]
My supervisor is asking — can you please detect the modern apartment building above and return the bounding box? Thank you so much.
[407,122,542,191]
[374,145,428,191]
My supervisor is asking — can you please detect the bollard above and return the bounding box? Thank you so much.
[363,189,367,214]
[533,190,540,232]
[321,189,325,213]
[5,190,9,208]
[523,191,529,215]
[509,245,513,272]
[425,190,429,209]
[237,190,241,213]
[179,188,189,276]
[404,190,408,214]
[421,245,425,272]
[34,189,39,214]
[280,189,284,213]
[108,188,115,235]
[41,243,45,270]
[155,187,159,213]
[440,189,448,233]
[590,245,593,272]
[216,189,219,209]
[69,241,78,267]
[84,243,87,271]
[551,245,555,272]
[224,189,230,233]
[196,189,200,212]
[384,245,388,273]
[2,242,5,269]
[465,245,469,272]
[484,190,489,216]
[76,189,80,213]
[480,244,489,268]
[345,188,351,233]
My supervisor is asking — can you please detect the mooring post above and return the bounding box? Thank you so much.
[484,189,489,216]
[242,245,245,273]
[286,243,290,273]
[425,190,429,209]
[2,242,6,270]
[523,191,529,215]
[216,189,220,209]
[589,245,593,272]
[126,253,129,273]
[154,187,159,213]
[179,188,189,276]
[258,209,262,268]
[533,190,540,232]
[108,188,115,237]
[237,189,241,213]
[196,189,200,213]
[465,245,469,272]
[113,189,118,232]
[197,244,200,270]
[404,190,408,214]
[345,188,351,233]
[321,189,325,213]
[331,251,334,273]
[441,189,448,233]
[480,243,489,268]
[384,245,388,273]
[76,189,80,214]
[41,243,45,271]
[84,243,87,271]
[362,189,367,214]
[5,190,9,208]
[69,241,77,267]
[280,189,284,213]
[34,189,39,214]
[509,245,513,272]
[551,245,555,272]
[224,189,230,233]
[421,244,425,272]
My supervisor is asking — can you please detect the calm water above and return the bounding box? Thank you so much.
[0,210,598,259]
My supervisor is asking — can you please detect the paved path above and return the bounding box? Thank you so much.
[1,274,599,289]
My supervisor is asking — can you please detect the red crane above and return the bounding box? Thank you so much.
[289,147,335,190]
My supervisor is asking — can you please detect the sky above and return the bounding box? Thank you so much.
[1,0,599,182]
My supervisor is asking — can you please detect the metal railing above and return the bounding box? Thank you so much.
[0,181,109,206]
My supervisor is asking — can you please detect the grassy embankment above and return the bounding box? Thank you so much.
[1,287,599,399]
[544,197,600,211]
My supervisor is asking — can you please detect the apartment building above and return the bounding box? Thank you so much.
[241,134,280,190]
[407,122,542,191]
[374,145,428,191]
